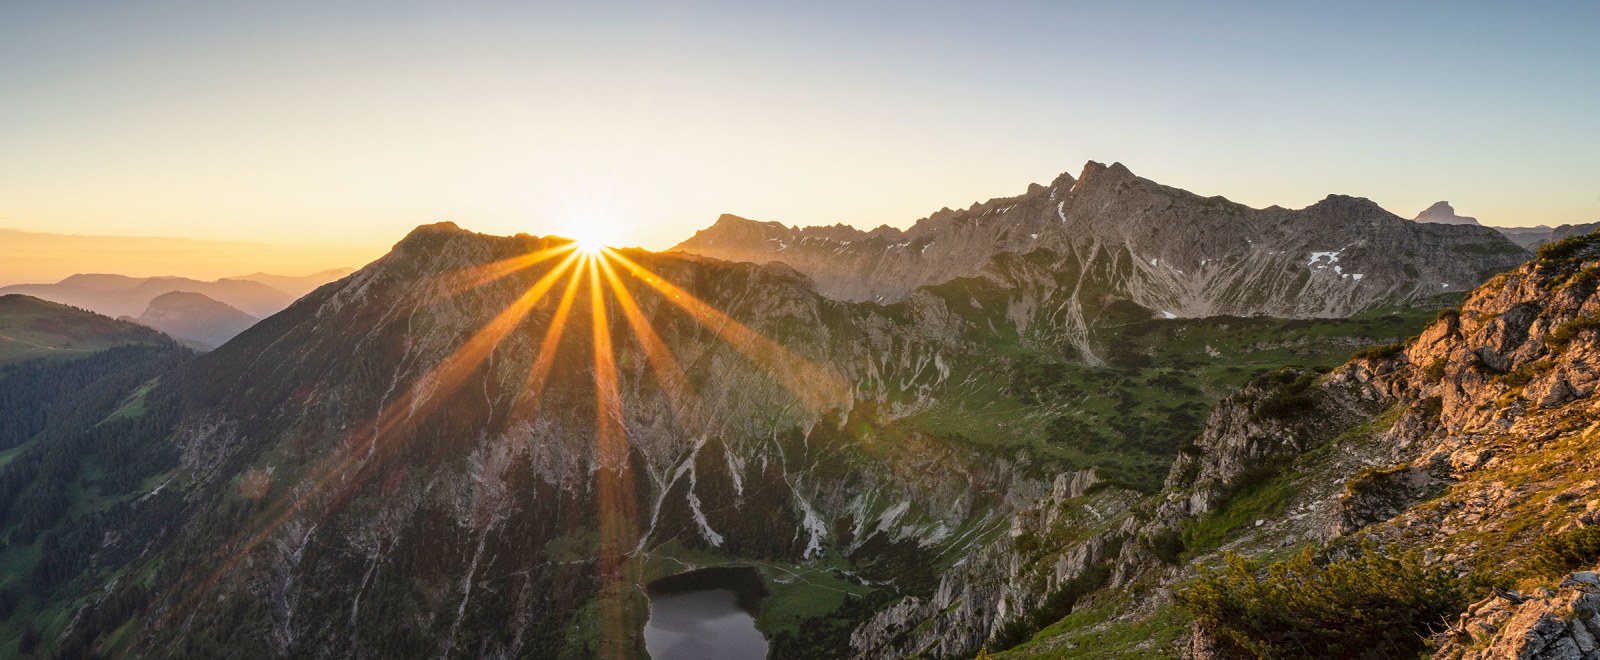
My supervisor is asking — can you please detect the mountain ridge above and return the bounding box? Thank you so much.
[0,269,352,320]
[674,161,1528,321]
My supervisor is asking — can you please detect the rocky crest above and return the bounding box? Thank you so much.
[675,162,1528,322]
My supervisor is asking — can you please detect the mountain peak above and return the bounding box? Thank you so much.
[127,290,257,350]
[391,222,478,253]
[712,213,780,229]
[1071,160,1136,192]
[1306,194,1392,218]
[399,221,467,241]
[1414,200,1481,226]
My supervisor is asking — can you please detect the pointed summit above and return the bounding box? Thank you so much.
[1413,201,1481,226]
[1070,161,1136,193]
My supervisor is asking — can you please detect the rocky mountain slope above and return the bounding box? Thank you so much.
[0,215,1475,658]
[2,224,1029,657]
[675,162,1528,323]
[0,294,174,365]
[121,291,259,350]
[844,231,1600,658]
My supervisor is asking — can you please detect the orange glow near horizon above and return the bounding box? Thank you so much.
[160,237,849,648]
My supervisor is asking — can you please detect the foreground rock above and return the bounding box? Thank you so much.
[1436,570,1600,659]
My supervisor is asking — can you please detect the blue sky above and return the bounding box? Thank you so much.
[1,0,1596,255]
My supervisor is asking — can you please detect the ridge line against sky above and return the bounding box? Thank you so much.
[2,1,1597,265]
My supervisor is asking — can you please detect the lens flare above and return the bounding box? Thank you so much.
[162,234,850,652]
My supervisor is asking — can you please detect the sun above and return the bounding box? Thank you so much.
[563,225,614,256]
[572,234,607,256]
[559,215,622,256]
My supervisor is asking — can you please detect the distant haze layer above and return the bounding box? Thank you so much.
[0,228,379,287]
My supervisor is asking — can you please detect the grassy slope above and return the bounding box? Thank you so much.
[903,294,1461,492]
[0,295,168,365]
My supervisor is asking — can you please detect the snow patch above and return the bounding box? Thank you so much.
[793,491,828,559]
[687,489,725,547]
[876,500,911,535]
[1308,250,1342,267]
[1056,201,1067,223]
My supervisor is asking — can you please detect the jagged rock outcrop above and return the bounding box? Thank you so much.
[1436,570,1600,659]
[676,162,1528,321]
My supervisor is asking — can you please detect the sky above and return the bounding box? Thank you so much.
[2,1,1597,280]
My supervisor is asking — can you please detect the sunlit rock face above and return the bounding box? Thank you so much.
[676,161,1528,317]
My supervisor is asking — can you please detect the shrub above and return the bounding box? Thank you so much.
[1422,356,1449,382]
[1498,359,1554,388]
[1147,529,1185,565]
[1177,545,1466,658]
[1253,371,1318,420]
[1352,342,1405,361]
[1537,232,1600,263]
[1530,526,1600,577]
[1546,315,1600,349]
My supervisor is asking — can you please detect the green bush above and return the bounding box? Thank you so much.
[1422,356,1449,382]
[1253,371,1318,420]
[1351,342,1405,361]
[1147,529,1185,565]
[1530,526,1600,577]
[1547,315,1600,349]
[1537,232,1600,263]
[1176,545,1466,658]
[1498,359,1554,387]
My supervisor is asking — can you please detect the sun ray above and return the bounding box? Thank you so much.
[597,256,702,427]
[163,251,583,627]
[437,242,577,299]
[164,241,847,648]
[602,248,849,413]
[587,254,643,658]
[515,251,587,414]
